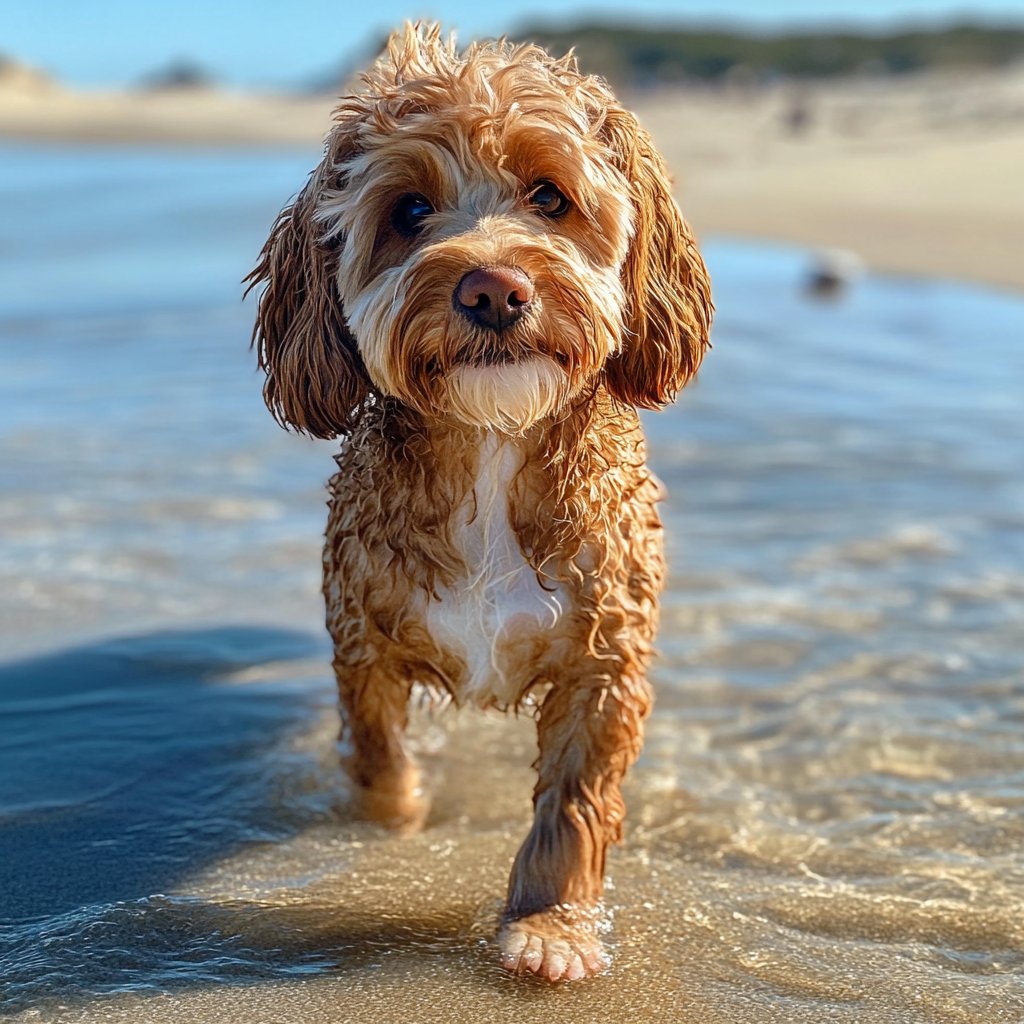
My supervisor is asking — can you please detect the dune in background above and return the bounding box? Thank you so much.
[0,62,334,146]
[646,69,1024,293]
[2,59,1023,291]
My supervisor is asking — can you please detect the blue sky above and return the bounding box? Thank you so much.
[4,0,1024,88]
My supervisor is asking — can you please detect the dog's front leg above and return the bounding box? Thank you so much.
[335,658,428,834]
[498,671,652,980]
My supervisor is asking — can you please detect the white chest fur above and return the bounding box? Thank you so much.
[425,433,566,706]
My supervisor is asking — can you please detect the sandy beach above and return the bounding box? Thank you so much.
[2,65,1023,291]
[643,69,1024,292]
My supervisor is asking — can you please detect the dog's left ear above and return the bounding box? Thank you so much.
[599,106,713,409]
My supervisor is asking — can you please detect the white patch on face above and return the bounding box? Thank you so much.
[341,265,408,396]
[446,357,568,433]
[572,262,628,356]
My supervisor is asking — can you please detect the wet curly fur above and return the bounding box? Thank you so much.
[247,23,711,981]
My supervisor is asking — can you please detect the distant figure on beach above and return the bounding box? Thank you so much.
[805,247,865,299]
[783,91,813,135]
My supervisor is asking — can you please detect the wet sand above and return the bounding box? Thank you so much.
[20,702,1024,1024]
[2,67,1024,290]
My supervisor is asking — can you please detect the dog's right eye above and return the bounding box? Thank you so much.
[391,194,434,237]
[528,181,571,218]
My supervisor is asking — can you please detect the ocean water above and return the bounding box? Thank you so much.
[2,142,1024,1023]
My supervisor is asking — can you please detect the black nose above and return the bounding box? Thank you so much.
[454,267,534,332]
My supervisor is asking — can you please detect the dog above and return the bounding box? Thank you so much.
[248,23,711,982]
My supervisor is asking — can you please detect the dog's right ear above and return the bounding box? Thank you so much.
[597,105,712,411]
[246,158,371,439]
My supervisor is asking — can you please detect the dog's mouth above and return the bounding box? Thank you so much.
[472,347,521,368]
[451,336,569,371]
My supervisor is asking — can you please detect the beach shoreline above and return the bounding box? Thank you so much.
[2,69,1023,292]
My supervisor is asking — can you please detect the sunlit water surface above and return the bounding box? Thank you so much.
[2,143,1024,1023]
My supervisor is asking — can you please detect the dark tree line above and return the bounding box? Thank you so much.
[519,22,1024,87]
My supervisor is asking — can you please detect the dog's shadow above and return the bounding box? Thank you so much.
[0,626,544,1010]
[0,626,330,923]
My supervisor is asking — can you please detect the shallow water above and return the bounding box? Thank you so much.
[2,142,1024,1022]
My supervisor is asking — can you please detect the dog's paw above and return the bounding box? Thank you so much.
[497,910,609,981]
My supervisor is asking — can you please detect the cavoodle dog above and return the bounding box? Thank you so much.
[248,23,711,982]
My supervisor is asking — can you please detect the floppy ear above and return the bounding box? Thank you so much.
[246,156,371,439]
[599,106,713,409]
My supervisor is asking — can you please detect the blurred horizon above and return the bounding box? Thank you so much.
[5,0,1024,89]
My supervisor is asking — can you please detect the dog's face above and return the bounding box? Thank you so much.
[250,25,712,438]
[327,88,634,433]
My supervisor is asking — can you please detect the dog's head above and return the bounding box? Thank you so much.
[249,24,711,437]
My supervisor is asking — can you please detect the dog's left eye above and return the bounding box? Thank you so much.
[391,194,434,237]
[528,181,570,217]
